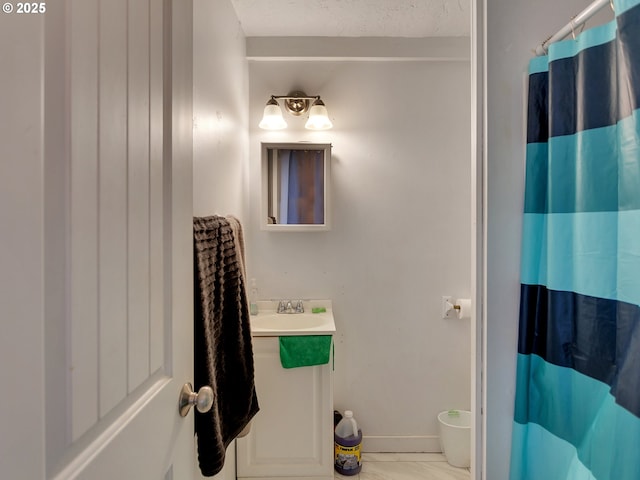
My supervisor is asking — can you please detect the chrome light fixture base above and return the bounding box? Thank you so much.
[283,91,311,116]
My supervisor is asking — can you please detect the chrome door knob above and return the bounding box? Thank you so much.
[178,383,214,417]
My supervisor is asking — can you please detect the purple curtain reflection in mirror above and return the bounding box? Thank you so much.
[278,149,324,225]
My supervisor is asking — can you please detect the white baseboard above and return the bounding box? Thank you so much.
[362,435,442,453]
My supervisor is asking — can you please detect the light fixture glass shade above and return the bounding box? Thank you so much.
[259,101,287,130]
[305,100,333,130]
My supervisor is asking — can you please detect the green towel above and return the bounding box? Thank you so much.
[279,335,332,369]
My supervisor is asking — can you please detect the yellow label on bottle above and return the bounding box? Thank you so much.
[335,442,361,470]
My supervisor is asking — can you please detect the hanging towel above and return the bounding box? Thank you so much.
[279,335,332,368]
[193,215,259,477]
[225,215,246,279]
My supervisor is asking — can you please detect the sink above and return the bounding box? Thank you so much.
[252,313,325,331]
[250,301,336,336]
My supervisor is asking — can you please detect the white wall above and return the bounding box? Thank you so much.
[484,2,612,478]
[246,50,471,452]
[193,0,248,220]
[192,1,248,478]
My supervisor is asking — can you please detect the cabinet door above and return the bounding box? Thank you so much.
[237,337,333,478]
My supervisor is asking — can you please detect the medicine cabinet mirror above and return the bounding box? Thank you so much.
[261,142,331,232]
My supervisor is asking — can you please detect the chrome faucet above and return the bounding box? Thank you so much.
[277,299,304,314]
[277,300,289,313]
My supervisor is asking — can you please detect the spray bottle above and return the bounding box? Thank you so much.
[249,278,259,316]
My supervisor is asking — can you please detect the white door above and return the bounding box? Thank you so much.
[0,1,196,479]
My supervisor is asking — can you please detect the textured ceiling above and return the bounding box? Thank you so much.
[229,0,470,37]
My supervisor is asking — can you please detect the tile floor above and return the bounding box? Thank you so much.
[334,453,470,480]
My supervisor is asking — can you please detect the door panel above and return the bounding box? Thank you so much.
[96,0,129,419]
[67,0,169,440]
[127,0,152,394]
[69,0,100,442]
[149,0,167,376]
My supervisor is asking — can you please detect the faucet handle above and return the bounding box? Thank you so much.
[277,300,288,313]
[294,300,304,313]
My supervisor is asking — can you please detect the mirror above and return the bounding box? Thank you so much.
[261,142,331,231]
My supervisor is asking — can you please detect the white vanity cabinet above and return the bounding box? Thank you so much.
[236,336,334,480]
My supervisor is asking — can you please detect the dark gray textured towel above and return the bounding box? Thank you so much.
[193,215,259,477]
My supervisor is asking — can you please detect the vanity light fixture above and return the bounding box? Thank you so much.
[259,91,333,130]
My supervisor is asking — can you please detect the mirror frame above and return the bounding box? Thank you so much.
[261,142,332,232]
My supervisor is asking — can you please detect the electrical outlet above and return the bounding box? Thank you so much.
[442,295,454,319]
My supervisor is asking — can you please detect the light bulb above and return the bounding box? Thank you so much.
[259,99,287,130]
[305,100,333,130]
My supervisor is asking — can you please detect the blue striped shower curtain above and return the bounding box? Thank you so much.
[510,0,640,478]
